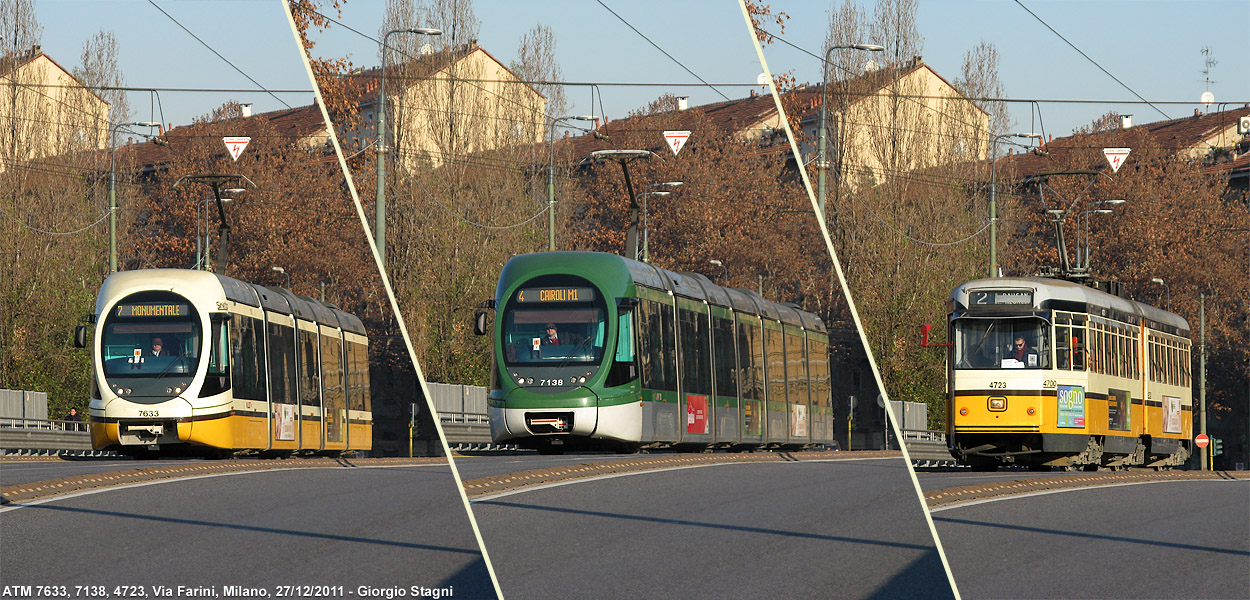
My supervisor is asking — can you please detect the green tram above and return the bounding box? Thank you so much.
[478,252,834,453]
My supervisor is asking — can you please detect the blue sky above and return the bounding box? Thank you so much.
[35,0,1250,139]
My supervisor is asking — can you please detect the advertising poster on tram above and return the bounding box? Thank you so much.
[1163,395,1183,433]
[686,394,708,434]
[791,404,808,437]
[1056,385,1086,428]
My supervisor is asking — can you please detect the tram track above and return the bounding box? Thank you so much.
[925,468,1250,509]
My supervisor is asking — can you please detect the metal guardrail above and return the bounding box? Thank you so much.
[0,418,101,456]
[901,429,956,466]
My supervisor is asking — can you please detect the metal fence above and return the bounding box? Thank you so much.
[1,388,49,421]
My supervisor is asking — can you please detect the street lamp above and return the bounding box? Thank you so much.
[709,259,727,283]
[376,26,442,270]
[548,115,598,251]
[1077,199,1124,272]
[109,121,161,272]
[1150,277,1171,311]
[640,181,683,263]
[271,266,291,288]
[818,43,883,221]
[989,132,1042,277]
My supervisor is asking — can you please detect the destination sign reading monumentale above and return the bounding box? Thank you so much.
[517,287,595,303]
[115,303,191,317]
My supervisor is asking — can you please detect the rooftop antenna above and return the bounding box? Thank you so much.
[1200,46,1217,111]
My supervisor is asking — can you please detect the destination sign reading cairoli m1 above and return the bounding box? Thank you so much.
[115,303,191,317]
[517,287,595,303]
[969,290,1033,306]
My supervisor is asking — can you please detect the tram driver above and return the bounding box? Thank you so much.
[149,336,175,357]
[1008,335,1038,367]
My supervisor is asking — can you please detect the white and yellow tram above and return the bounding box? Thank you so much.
[946,277,1191,470]
[79,269,371,458]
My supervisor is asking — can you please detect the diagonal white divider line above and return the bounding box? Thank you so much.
[280,4,504,598]
[735,3,961,598]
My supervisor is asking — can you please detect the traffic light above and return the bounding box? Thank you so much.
[1212,437,1223,457]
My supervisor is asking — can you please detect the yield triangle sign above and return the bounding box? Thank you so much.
[1103,147,1130,173]
[663,130,691,156]
[224,136,251,162]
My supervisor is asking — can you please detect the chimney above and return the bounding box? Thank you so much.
[678,96,689,111]
[28,44,41,58]
[241,103,253,118]
[750,89,757,98]
[1194,108,1201,116]
[1120,114,1132,129]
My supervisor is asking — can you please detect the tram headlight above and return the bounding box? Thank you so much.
[988,397,1007,412]
[578,376,587,384]
[526,378,534,384]
[517,376,525,384]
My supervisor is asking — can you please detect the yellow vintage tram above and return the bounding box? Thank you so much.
[946,277,1191,470]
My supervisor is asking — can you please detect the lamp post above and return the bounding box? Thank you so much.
[709,259,727,283]
[548,115,598,251]
[1150,277,1171,311]
[376,26,442,270]
[271,266,291,288]
[1076,199,1124,272]
[640,181,682,263]
[109,121,160,272]
[989,132,1042,277]
[818,43,883,221]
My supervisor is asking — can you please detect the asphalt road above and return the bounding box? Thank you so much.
[471,457,951,600]
[1,465,496,599]
[932,479,1250,599]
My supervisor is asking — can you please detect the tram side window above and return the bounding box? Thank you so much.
[1182,343,1191,387]
[298,328,320,406]
[201,317,230,397]
[1056,321,1071,370]
[737,320,764,402]
[712,315,737,399]
[321,333,344,442]
[606,310,637,387]
[677,305,712,396]
[765,325,786,406]
[230,315,266,401]
[347,341,370,412]
[786,331,809,408]
[1071,316,1086,371]
[638,299,677,392]
[267,322,297,405]
[808,340,830,411]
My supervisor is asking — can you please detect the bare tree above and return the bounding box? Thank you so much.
[75,29,130,127]
[511,23,567,133]
[0,0,41,59]
[955,40,1010,139]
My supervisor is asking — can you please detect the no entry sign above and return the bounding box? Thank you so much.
[1195,433,1210,448]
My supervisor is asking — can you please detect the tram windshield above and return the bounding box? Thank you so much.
[100,297,202,378]
[953,317,1050,370]
[502,306,606,366]
[502,307,610,367]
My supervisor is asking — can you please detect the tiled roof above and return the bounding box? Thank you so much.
[109,104,330,172]
[995,105,1250,179]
